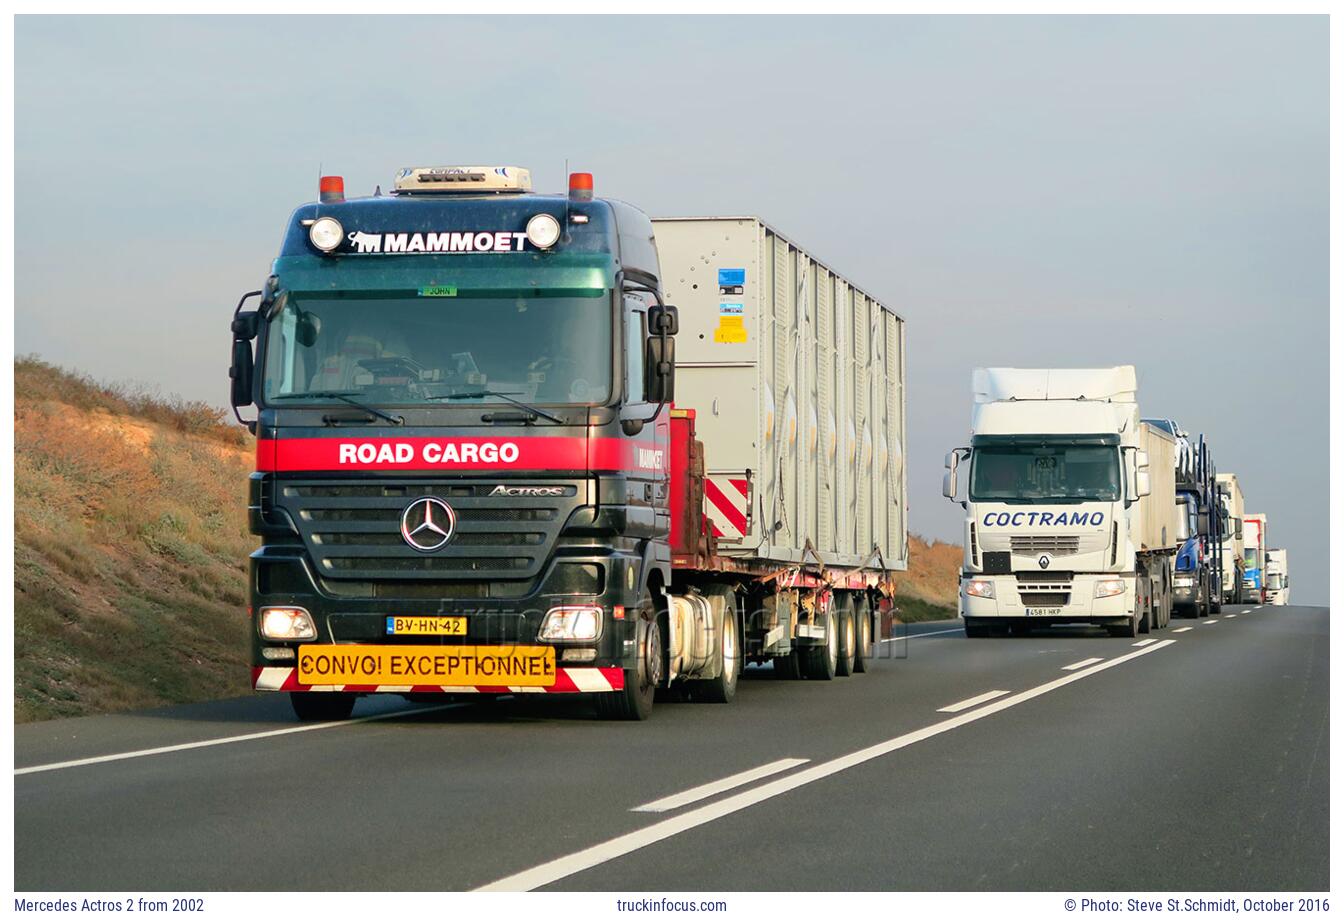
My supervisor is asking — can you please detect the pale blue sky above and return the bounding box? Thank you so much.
[15,15,1329,601]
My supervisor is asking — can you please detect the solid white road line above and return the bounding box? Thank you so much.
[631,758,809,813]
[477,639,1178,891]
[937,690,1010,713]
[880,626,966,644]
[1062,657,1105,671]
[1172,627,1194,633]
[15,703,463,777]
[1132,639,1157,647]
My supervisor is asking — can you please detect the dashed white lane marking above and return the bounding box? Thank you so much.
[937,690,1011,713]
[1062,657,1105,671]
[477,639,1178,891]
[880,626,966,644]
[1224,614,1238,619]
[1203,619,1219,625]
[1172,627,1194,633]
[1132,639,1157,647]
[632,758,809,813]
[15,703,463,777]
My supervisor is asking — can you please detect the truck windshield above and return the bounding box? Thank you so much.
[969,441,1121,503]
[261,293,612,406]
[1245,548,1259,568]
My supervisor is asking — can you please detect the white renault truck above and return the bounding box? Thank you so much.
[1264,548,1290,605]
[943,366,1178,638]
[1215,472,1245,604]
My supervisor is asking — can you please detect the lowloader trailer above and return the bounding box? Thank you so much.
[943,367,1179,638]
[228,167,906,721]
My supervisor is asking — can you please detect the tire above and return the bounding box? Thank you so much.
[772,650,802,680]
[802,599,838,680]
[1108,614,1140,639]
[598,593,661,721]
[852,596,874,673]
[290,692,356,722]
[835,594,856,677]
[964,618,991,638]
[688,587,742,704]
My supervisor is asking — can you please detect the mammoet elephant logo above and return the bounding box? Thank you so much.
[348,231,382,253]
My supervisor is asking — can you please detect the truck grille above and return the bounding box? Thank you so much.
[1016,572,1071,607]
[274,479,581,582]
[1011,536,1081,555]
[1018,591,1070,607]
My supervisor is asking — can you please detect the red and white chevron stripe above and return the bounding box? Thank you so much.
[251,666,624,694]
[704,474,750,541]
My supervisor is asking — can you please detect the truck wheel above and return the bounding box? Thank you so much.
[1138,596,1152,634]
[599,596,661,721]
[835,594,857,677]
[773,650,802,680]
[688,587,742,704]
[853,596,874,673]
[964,618,991,638]
[1108,615,1140,639]
[802,601,837,680]
[290,692,356,722]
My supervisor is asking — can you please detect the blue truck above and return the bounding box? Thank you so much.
[1143,420,1222,617]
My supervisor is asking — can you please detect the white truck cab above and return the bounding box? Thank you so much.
[944,367,1178,638]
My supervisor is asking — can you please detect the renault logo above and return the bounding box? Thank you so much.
[1038,554,1051,569]
[400,497,456,552]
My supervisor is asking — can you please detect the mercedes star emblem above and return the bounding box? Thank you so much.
[400,497,456,552]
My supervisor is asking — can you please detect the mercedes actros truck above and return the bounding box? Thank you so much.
[228,165,907,721]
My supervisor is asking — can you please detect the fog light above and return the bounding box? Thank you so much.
[261,646,296,661]
[308,217,344,253]
[259,606,317,641]
[1095,579,1127,599]
[964,579,995,599]
[525,213,561,249]
[539,605,603,641]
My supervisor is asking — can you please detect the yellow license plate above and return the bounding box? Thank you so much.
[297,645,556,686]
[385,616,467,636]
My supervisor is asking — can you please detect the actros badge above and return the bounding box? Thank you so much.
[400,497,456,552]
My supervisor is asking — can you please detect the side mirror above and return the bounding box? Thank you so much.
[1197,511,1211,537]
[230,337,254,408]
[648,303,679,335]
[942,450,962,500]
[644,335,675,403]
[1135,449,1150,471]
[1235,519,1243,540]
[1136,469,1152,498]
[231,310,260,340]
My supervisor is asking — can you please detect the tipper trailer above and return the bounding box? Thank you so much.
[228,166,906,721]
[942,367,1178,638]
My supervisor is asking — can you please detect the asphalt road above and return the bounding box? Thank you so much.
[15,605,1328,892]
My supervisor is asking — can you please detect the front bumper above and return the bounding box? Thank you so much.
[959,572,1134,623]
[251,663,624,694]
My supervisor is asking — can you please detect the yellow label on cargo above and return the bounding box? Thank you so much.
[714,317,748,343]
[297,645,556,686]
[386,616,466,636]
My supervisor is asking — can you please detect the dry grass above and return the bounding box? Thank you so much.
[14,357,254,722]
[892,534,962,622]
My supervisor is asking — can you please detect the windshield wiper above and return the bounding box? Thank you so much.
[272,391,404,426]
[427,389,564,424]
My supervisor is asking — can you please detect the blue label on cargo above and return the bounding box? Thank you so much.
[719,302,744,315]
[718,268,746,286]
[385,616,395,635]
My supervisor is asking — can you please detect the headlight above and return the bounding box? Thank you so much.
[964,579,995,599]
[525,213,562,250]
[539,605,603,641]
[308,216,344,253]
[1094,579,1127,599]
[259,606,317,641]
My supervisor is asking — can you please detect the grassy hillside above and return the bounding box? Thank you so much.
[892,535,962,622]
[14,357,254,722]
